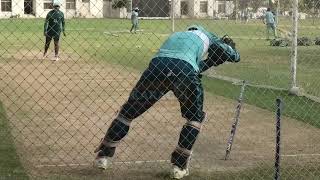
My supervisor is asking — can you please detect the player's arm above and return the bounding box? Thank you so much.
[199,37,240,73]
[44,12,50,36]
[61,13,66,36]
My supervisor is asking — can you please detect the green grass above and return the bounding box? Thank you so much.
[0,101,29,179]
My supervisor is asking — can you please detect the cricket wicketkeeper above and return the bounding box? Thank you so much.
[94,25,240,179]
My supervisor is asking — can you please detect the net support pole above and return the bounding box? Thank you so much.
[289,0,300,95]
[171,0,175,32]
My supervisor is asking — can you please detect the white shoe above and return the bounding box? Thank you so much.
[171,165,189,179]
[42,54,48,60]
[52,56,59,61]
[94,156,110,170]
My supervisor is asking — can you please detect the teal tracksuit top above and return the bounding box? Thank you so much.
[154,28,225,72]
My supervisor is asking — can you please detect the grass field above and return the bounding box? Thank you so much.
[1,18,320,179]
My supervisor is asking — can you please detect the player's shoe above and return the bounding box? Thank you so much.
[42,54,48,60]
[94,156,110,170]
[171,165,189,179]
[52,56,59,61]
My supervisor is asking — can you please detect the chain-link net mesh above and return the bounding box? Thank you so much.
[1,0,320,179]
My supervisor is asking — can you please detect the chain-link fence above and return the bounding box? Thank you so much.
[1,0,320,179]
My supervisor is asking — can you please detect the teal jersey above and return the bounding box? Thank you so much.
[154,27,239,72]
[131,11,139,24]
[265,11,275,24]
[154,31,210,72]
[44,9,65,36]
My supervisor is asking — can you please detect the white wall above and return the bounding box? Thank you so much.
[176,0,216,18]
[90,0,103,18]
[225,1,234,15]
[207,0,214,17]
[172,0,181,18]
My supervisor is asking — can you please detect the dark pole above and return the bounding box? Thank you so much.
[274,98,282,180]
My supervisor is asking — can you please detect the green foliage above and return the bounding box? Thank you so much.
[270,38,290,47]
[297,37,313,46]
[299,0,320,13]
[112,0,129,9]
[315,37,320,45]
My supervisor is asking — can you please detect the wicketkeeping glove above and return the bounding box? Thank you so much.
[221,35,236,49]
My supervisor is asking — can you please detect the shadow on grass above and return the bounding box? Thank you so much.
[0,101,29,180]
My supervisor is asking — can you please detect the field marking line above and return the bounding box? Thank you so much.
[253,153,320,159]
[35,160,170,168]
[281,153,320,157]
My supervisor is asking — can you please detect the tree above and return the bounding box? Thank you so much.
[250,0,266,12]
[239,0,250,10]
[300,0,320,13]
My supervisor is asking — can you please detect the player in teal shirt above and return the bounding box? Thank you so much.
[43,2,65,61]
[155,25,240,72]
[130,7,140,33]
[263,8,277,40]
[94,25,240,179]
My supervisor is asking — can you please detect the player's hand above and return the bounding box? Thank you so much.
[44,32,47,37]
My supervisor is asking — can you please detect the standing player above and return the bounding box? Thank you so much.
[263,8,277,40]
[94,25,240,179]
[130,7,140,33]
[43,1,66,61]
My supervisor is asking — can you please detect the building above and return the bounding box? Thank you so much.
[0,0,234,19]
[0,0,103,18]
[171,0,234,18]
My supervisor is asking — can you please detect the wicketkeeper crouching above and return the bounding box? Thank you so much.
[94,25,240,179]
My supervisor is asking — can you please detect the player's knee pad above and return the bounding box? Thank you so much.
[171,119,205,169]
[106,115,132,142]
[94,115,132,157]
[178,120,203,149]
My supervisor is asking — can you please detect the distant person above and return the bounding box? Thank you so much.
[43,1,66,61]
[130,7,140,33]
[263,8,277,40]
[244,8,249,23]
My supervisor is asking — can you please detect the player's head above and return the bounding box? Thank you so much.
[53,1,61,9]
[267,7,271,11]
[134,7,139,12]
